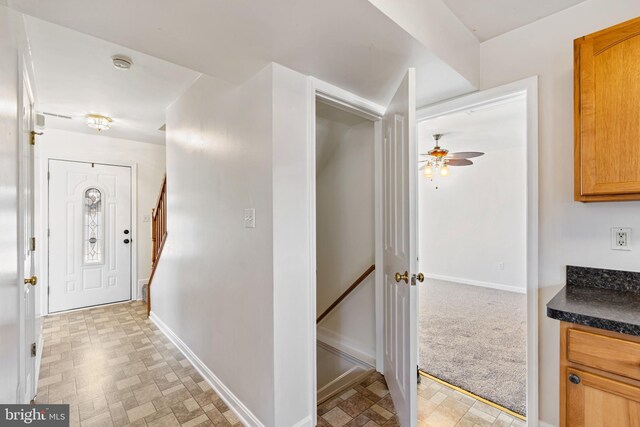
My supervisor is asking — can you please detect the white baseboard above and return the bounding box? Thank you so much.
[424,273,526,294]
[149,311,264,427]
[291,416,313,427]
[316,326,376,367]
[538,421,556,427]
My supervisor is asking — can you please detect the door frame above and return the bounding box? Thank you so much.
[307,77,385,425]
[40,158,138,315]
[416,76,539,426]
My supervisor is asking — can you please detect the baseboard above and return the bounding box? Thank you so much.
[316,326,376,367]
[424,273,526,294]
[538,421,555,427]
[149,311,264,427]
[291,416,313,427]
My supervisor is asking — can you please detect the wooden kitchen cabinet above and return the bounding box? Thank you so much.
[574,16,640,202]
[560,323,640,426]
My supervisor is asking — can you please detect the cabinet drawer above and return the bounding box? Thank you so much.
[567,329,640,381]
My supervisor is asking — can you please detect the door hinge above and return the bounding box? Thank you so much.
[47,286,50,295]
[47,229,50,237]
[31,343,36,357]
[47,171,50,181]
[30,131,43,146]
[30,237,36,252]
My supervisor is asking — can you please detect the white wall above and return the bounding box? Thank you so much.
[316,106,376,364]
[152,63,312,427]
[479,1,640,424]
[0,4,21,404]
[35,128,166,310]
[418,99,527,292]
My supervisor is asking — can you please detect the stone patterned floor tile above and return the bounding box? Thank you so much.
[36,302,243,427]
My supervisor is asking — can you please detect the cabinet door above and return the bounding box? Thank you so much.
[566,368,640,426]
[575,17,640,201]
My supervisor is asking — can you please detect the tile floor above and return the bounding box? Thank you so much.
[36,301,242,427]
[317,372,526,427]
[417,375,526,427]
[36,300,525,427]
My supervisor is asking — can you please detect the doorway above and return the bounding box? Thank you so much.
[314,99,377,403]
[416,78,538,426]
[48,160,133,313]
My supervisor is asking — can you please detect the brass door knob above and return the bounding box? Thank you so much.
[395,271,409,284]
[24,276,37,286]
[416,273,424,283]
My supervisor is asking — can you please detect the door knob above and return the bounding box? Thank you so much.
[395,271,409,284]
[24,276,37,286]
[124,239,130,244]
[124,229,130,235]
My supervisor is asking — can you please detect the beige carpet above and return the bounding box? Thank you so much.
[418,278,527,416]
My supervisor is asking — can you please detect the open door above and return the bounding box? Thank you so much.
[382,69,418,427]
[19,69,37,403]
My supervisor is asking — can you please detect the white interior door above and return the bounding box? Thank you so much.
[382,69,418,427]
[49,160,132,313]
[19,76,36,403]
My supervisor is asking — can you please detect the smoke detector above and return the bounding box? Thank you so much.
[112,55,132,70]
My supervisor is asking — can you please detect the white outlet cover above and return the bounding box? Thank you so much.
[611,227,632,251]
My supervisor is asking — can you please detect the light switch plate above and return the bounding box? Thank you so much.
[611,227,632,251]
[244,208,256,228]
[143,214,151,223]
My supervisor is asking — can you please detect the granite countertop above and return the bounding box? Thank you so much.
[546,265,640,336]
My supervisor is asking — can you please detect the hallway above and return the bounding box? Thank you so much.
[35,302,242,427]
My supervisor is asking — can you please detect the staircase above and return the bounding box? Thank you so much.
[316,264,375,403]
[147,175,167,317]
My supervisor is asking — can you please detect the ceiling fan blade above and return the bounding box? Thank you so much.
[449,151,485,159]
[447,159,473,166]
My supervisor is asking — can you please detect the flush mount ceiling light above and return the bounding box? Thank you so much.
[112,55,132,70]
[86,114,113,131]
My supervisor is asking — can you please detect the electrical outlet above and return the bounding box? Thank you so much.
[611,227,632,251]
[244,208,256,228]
[143,214,151,223]
[498,262,505,271]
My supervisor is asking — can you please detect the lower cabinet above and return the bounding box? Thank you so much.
[560,323,640,426]
[566,368,640,426]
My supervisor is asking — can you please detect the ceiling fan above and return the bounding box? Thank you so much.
[419,134,484,178]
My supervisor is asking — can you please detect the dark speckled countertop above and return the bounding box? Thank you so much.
[546,266,640,336]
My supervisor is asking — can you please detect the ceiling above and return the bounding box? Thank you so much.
[442,0,587,41]
[10,0,475,109]
[25,16,201,144]
[419,95,526,155]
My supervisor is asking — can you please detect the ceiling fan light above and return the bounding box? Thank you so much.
[423,165,433,178]
[439,165,449,177]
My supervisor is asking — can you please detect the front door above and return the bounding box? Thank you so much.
[49,160,132,313]
[382,69,418,427]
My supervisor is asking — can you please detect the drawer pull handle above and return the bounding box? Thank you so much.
[569,374,581,385]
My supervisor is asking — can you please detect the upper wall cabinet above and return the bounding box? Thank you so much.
[575,16,640,202]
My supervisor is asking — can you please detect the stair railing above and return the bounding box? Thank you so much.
[147,175,167,317]
[316,264,375,324]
